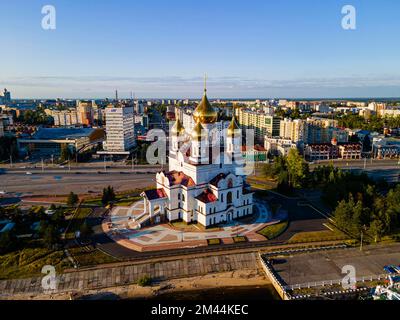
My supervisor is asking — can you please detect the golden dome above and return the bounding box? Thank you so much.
[227,116,240,137]
[171,119,185,136]
[191,121,206,140]
[193,89,218,124]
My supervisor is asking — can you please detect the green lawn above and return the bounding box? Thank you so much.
[232,236,247,243]
[288,230,349,243]
[115,196,142,207]
[64,207,93,240]
[258,221,288,240]
[0,247,71,280]
[68,246,119,267]
[207,238,221,245]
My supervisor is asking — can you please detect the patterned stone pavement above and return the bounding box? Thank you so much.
[103,201,277,252]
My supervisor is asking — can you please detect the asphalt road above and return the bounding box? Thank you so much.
[0,172,154,196]
[255,159,400,182]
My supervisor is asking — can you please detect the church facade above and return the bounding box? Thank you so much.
[141,87,254,228]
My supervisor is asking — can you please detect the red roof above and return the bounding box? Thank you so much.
[143,188,167,200]
[241,144,266,152]
[164,171,195,187]
[210,173,227,187]
[196,189,218,203]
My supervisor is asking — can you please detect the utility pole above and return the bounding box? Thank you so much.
[360,230,363,251]
[51,154,54,167]
[9,155,12,168]
[41,158,44,172]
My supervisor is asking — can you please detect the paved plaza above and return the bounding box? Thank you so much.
[271,243,400,286]
[104,201,278,251]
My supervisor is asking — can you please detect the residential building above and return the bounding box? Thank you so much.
[76,100,95,126]
[237,108,281,143]
[279,118,305,143]
[103,104,135,154]
[264,137,297,157]
[241,144,268,162]
[304,138,361,161]
[372,137,400,159]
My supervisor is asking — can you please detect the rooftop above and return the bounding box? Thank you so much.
[32,127,98,140]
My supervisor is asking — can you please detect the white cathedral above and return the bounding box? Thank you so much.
[141,86,254,228]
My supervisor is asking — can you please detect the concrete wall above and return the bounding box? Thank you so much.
[0,252,260,297]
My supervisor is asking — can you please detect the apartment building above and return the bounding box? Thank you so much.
[76,100,95,126]
[237,108,281,143]
[279,118,305,143]
[103,104,135,154]
[264,137,297,157]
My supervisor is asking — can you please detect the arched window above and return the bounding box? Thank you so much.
[182,193,185,202]
[227,192,232,205]
[221,193,224,202]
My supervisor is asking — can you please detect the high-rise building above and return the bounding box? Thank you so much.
[0,88,11,105]
[237,108,281,143]
[76,100,95,126]
[304,118,348,144]
[49,109,79,126]
[103,104,135,153]
[279,118,305,143]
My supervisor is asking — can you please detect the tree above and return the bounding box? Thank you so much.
[0,230,18,254]
[286,149,306,188]
[369,219,385,243]
[42,224,59,249]
[60,144,71,162]
[67,192,79,207]
[79,222,93,239]
[102,186,116,205]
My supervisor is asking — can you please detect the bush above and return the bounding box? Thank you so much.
[137,275,152,287]
[258,221,288,240]
[233,236,247,243]
[207,238,221,245]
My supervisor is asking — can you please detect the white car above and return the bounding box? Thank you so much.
[0,191,6,195]
[26,171,33,175]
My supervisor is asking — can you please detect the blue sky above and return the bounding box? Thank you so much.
[1,0,400,99]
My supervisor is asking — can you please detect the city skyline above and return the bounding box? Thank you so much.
[2,0,400,98]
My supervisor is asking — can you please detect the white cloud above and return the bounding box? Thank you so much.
[1,75,400,98]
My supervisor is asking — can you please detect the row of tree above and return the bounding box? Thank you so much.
[263,149,309,193]
[333,185,400,241]
[16,108,53,125]
[0,136,18,161]
[337,114,400,132]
